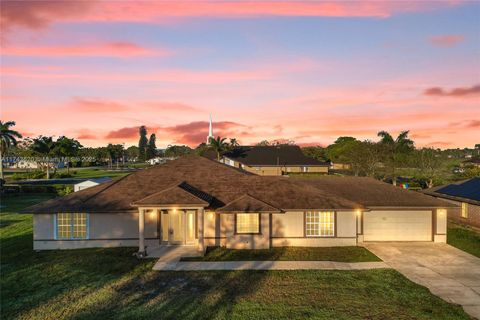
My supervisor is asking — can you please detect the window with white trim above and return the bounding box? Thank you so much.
[236,213,260,234]
[56,213,88,239]
[305,211,334,237]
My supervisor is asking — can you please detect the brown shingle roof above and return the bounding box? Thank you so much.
[25,155,453,214]
[222,145,328,166]
[292,176,457,208]
[131,183,209,207]
[217,194,282,213]
[25,155,361,213]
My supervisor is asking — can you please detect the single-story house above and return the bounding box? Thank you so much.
[26,155,455,254]
[220,145,329,176]
[462,158,480,168]
[74,177,112,192]
[422,178,480,228]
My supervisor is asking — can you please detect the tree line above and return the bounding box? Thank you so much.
[2,120,478,185]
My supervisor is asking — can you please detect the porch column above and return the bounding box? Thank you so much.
[197,208,205,253]
[138,208,145,254]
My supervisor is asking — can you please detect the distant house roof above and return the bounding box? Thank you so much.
[25,155,452,214]
[74,177,112,186]
[463,158,480,164]
[422,178,480,205]
[222,145,328,166]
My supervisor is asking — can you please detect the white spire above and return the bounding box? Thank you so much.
[207,114,214,144]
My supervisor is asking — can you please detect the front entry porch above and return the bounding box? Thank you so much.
[137,207,205,257]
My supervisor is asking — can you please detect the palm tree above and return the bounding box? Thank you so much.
[54,136,82,174]
[229,138,239,147]
[30,136,57,179]
[0,121,22,179]
[209,136,228,161]
[377,130,414,185]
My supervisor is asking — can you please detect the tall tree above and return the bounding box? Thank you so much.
[126,146,139,161]
[0,121,23,179]
[106,144,124,169]
[138,126,148,162]
[256,140,270,146]
[29,136,57,179]
[146,134,157,160]
[302,146,327,162]
[377,130,414,185]
[343,140,382,177]
[164,145,192,157]
[326,137,358,163]
[54,136,82,174]
[209,136,228,161]
[414,148,443,188]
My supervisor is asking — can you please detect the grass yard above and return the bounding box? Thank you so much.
[182,246,381,262]
[447,221,480,258]
[0,195,472,320]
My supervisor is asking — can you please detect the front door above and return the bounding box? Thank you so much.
[160,209,196,245]
[169,210,184,244]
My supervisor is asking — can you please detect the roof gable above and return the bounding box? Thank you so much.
[217,194,282,213]
[132,183,209,207]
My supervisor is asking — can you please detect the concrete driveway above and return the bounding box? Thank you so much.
[364,242,480,319]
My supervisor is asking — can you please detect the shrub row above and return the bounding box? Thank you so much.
[2,184,73,196]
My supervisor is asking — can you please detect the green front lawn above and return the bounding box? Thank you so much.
[182,246,381,262]
[447,221,480,258]
[0,195,471,320]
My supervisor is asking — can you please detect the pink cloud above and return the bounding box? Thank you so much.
[430,34,465,47]
[424,84,480,97]
[71,98,129,112]
[104,121,248,145]
[76,129,97,140]
[2,42,165,58]
[162,121,246,145]
[105,126,149,140]
[1,1,463,34]
[0,1,94,31]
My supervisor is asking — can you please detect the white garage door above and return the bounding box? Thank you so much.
[364,211,432,241]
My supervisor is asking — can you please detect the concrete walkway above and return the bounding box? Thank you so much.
[147,245,201,259]
[152,260,389,271]
[364,242,480,319]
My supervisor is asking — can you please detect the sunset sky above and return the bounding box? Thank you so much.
[1,1,479,149]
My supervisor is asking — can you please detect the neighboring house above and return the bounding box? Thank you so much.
[220,145,329,176]
[148,157,166,165]
[74,177,112,192]
[462,158,480,168]
[147,157,177,165]
[329,162,351,171]
[422,178,480,228]
[26,156,455,254]
[4,158,65,170]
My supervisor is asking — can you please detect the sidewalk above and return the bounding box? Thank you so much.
[152,260,389,271]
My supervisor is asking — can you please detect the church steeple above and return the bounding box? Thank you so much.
[207,114,214,144]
